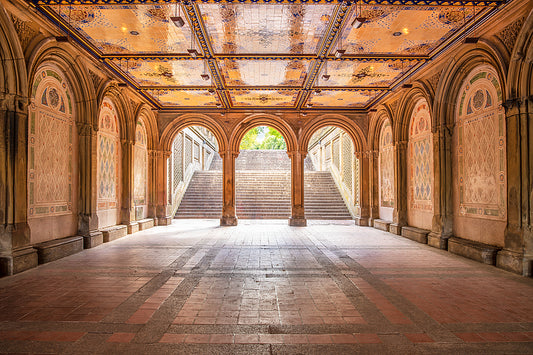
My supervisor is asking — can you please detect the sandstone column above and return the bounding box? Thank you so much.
[77,122,103,248]
[428,124,453,249]
[0,95,34,276]
[121,138,138,233]
[355,151,370,226]
[220,150,238,226]
[390,141,407,235]
[497,98,531,275]
[369,150,380,225]
[155,150,172,225]
[288,150,306,227]
[147,150,157,219]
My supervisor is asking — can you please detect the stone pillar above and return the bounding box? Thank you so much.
[77,122,103,248]
[390,141,407,235]
[155,150,172,225]
[368,149,380,225]
[288,150,307,227]
[497,98,530,275]
[147,150,157,219]
[428,124,454,249]
[354,151,370,226]
[0,95,34,276]
[220,150,238,226]
[121,138,138,234]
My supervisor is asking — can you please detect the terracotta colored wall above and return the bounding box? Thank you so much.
[27,66,79,243]
[134,121,148,220]
[452,66,507,246]
[407,99,433,230]
[379,121,394,221]
[96,98,121,228]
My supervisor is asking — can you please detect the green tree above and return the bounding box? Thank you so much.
[239,126,286,150]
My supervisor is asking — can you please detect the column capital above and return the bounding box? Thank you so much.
[394,140,408,150]
[76,122,96,137]
[286,150,308,159]
[219,150,240,159]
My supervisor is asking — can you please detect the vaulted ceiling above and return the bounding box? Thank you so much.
[31,0,504,111]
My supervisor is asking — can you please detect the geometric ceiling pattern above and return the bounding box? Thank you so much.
[32,0,504,111]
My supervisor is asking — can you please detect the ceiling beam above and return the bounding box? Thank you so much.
[29,0,505,6]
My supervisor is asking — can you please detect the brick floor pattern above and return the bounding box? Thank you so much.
[0,220,532,354]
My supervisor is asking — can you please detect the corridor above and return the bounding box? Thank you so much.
[0,220,532,354]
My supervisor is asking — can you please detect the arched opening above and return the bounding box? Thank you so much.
[235,126,290,219]
[306,126,355,220]
[379,120,394,222]
[28,64,78,243]
[171,126,221,219]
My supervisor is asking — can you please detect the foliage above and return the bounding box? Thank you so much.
[239,126,286,150]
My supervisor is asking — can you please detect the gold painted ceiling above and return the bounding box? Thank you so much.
[34,0,503,111]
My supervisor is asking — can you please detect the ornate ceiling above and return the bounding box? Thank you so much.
[31,0,504,111]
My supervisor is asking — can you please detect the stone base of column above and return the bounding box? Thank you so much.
[156,216,173,226]
[83,231,103,249]
[496,249,525,275]
[220,216,238,226]
[389,223,403,235]
[288,217,307,227]
[354,217,369,226]
[127,222,139,234]
[0,246,38,276]
[427,232,450,250]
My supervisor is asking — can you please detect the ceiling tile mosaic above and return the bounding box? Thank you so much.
[50,5,196,54]
[338,6,481,56]
[37,1,502,110]
[316,60,418,87]
[308,90,381,107]
[218,59,311,87]
[111,59,212,86]
[146,89,220,106]
[229,90,299,107]
[198,4,335,54]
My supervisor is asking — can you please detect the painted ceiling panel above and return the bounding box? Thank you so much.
[317,60,418,87]
[219,59,311,86]
[111,59,212,86]
[229,90,299,107]
[199,4,335,54]
[339,6,481,55]
[146,89,220,106]
[51,5,195,54]
[308,90,381,107]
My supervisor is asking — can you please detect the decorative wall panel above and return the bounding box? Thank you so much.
[455,67,506,220]
[379,121,394,208]
[341,134,352,194]
[408,99,433,212]
[97,98,120,210]
[173,132,183,189]
[28,68,74,218]
[134,120,147,205]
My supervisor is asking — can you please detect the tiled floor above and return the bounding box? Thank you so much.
[0,220,532,354]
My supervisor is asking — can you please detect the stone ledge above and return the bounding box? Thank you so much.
[157,217,173,226]
[402,226,429,244]
[354,217,369,226]
[101,225,128,243]
[0,247,38,276]
[289,217,307,227]
[83,231,103,249]
[389,223,403,235]
[448,237,501,265]
[373,219,391,232]
[496,249,524,275]
[428,232,450,250]
[35,236,84,264]
[127,222,139,234]
[138,218,155,231]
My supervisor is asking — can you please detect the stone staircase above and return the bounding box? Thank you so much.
[175,150,352,220]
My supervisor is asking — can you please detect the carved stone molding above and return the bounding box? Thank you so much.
[497,17,526,53]
[429,72,441,91]
[88,70,102,90]
[76,122,94,137]
[10,15,39,51]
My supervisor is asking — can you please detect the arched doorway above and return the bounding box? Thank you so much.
[235,126,290,219]
[306,126,355,220]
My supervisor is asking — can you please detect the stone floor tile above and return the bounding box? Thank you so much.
[106,333,136,343]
